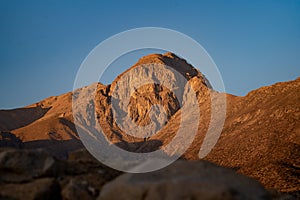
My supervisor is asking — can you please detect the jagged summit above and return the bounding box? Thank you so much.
[135,52,204,81]
[136,52,182,64]
[112,52,211,93]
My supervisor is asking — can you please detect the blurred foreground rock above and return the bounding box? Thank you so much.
[0,178,61,200]
[99,161,271,200]
[0,148,296,200]
[0,148,120,200]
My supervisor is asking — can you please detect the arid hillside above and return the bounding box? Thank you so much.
[0,52,299,194]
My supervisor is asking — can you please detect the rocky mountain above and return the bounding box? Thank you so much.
[0,52,299,197]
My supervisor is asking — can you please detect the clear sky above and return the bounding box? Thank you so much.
[1,0,299,109]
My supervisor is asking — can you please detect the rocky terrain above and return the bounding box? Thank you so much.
[0,52,299,199]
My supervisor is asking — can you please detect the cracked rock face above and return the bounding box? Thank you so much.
[92,53,211,147]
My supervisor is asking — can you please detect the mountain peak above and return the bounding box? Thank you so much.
[113,52,210,89]
[136,52,180,63]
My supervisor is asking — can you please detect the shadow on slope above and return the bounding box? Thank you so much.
[0,107,51,131]
[0,132,23,148]
[114,139,163,153]
[24,139,83,159]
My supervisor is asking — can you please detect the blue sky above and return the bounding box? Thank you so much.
[0,0,299,109]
